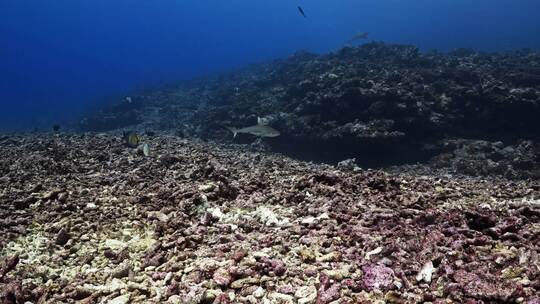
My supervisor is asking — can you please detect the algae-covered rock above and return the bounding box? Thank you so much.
[107,294,131,304]
[362,264,395,291]
[295,285,317,304]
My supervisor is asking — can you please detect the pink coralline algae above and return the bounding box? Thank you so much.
[316,273,341,304]
[361,264,395,291]
[258,257,287,276]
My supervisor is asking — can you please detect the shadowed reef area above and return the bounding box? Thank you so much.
[80,43,540,179]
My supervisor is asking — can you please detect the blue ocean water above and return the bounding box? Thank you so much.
[1,0,539,132]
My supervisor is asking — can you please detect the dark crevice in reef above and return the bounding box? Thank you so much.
[78,42,540,178]
[266,136,433,168]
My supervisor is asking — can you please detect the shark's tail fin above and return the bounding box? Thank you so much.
[226,127,238,138]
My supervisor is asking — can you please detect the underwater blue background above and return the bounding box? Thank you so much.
[1,0,540,131]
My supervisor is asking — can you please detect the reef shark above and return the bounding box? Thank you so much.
[347,32,369,44]
[226,117,280,138]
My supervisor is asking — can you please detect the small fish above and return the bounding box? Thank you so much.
[227,117,280,138]
[142,143,150,157]
[123,131,141,148]
[297,6,307,18]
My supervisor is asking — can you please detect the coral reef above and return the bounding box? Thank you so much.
[1,134,539,303]
[78,43,540,177]
[429,139,540,179]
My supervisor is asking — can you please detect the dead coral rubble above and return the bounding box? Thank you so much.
[0,134,539,303]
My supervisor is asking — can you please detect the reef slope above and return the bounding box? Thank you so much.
[79,43,540,178]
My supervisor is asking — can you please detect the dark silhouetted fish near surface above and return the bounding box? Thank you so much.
[297,6,307,18]
[227,117,280,138]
